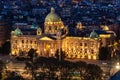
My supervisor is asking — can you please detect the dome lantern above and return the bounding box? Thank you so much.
[45,7,61,22]
[51,7,55,13]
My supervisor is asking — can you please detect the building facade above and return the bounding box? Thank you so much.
[11,8,116,60]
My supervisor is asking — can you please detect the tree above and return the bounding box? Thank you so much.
[1,41,10,54]
[0,60,4,71]
[29,56,103,80]
[28,48,37,59]
[75,61,87,79]
[0,73,2,80]
[0,60,6,80]
[99,47,109,60]
[4,71,24,80]
[55,49,66,61]
[0,47,2,54]
[84,64,103,80]
[0,60,4,79]
[26,48,37,80]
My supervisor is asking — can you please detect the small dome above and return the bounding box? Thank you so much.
[45,7,61,22]
[37,27,42,32]
[90,30,98,38]
[37,27,42,35]
[13,28,23,35]
[101,25,109,31]
[11,31,14,34]
[31,23,38,29]
[76,22,83,29]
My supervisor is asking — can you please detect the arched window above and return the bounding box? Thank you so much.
[22,40,24,43]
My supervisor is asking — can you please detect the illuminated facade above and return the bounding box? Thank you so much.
[62,37,100,59]
[11,8,116,60]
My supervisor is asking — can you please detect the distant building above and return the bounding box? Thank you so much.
[60,7,71,18]
[12,23,38,35]
[89,0,113,3]
[11,7,116,60]
[115,0,120,6]
[0,21,11,46]
[32,8,47,15]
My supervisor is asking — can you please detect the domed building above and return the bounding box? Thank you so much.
[44,7,64,35]
[10,8,116,60]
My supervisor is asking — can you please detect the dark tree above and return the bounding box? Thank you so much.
[4,71,24,80]
[1,41,10,54]
[0,47,2,54]
[0,73,2,80]
[55,49,66,61]
[99,47,109,60]
[0,60,4,72]
[84,64,103,80]
[29,56,103,80]
[0,60,4,79]
[26,48,37,80]
[28,48,37,59]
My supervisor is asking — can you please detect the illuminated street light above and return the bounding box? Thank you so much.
[116,62,120,69]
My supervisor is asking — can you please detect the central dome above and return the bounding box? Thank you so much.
[44,7,64,35]
[45,7,61,22]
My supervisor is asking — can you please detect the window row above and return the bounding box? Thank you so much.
[14,40,36,44]
[65,42,96,47]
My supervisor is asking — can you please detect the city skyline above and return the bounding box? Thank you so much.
[0,0,120,80]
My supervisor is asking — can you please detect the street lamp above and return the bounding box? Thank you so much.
[56,29,62,61]
[116,62,120,69]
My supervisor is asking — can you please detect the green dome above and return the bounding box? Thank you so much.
[37,27,42,32]
[13,28,23,35]
[45,7,61,22]
[90,30,98,38]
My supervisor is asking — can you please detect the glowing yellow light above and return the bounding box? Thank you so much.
[77,55,80,58]
[93,55,96,60]
[88,55,91,59]
[12,51,15,55]
[114,42,118,46]
[81,55,85,58]
[116,62,120,69]
[99,34,111,38]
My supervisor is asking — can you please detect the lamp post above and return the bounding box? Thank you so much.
[56,29,62,61]
[115,62,120,69]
